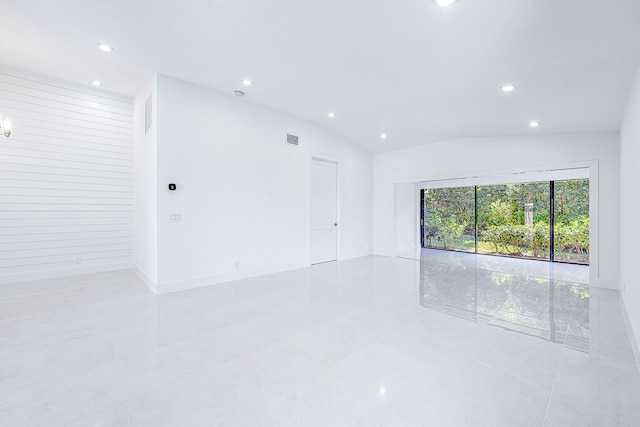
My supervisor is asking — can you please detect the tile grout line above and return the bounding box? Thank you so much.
[541,285,582,426]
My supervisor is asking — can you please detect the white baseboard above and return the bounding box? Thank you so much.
[133,265,157,294]
[0,262,132,286]
[589,278,618,290]
[155,260,309,295]
[339,250,373,260]
[620,292,640,374]
[372,250,397,258]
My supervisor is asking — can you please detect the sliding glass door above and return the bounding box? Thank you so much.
[476,182,550,261]
[422,187,475,252]
[553,179,589,264]
[421,179,589,265]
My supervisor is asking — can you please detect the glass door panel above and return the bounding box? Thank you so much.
[422,186,475,253]
[554,179,589,264]
[476,182,550,260]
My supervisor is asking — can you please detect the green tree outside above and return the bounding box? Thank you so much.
[423,179,589,264]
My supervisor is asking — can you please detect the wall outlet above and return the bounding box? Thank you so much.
[169,213,182,222]
[235,261,239,269]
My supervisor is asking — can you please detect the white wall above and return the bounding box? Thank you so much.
[132,75,158,290]
[620,64,640,356]
[373,132,620,288]
[148,75,372,293]
[0,66,134,285]
[395,183,417,254]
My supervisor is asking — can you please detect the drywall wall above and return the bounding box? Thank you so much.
[620,64,640,358]
[152,75,372,293]
[132,74,158,290]
[373,132,620,289]
[395,183,417,254]
[0,66,134,285]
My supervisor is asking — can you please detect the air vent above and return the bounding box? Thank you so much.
[286,133,299,147]
[144,95,153,134]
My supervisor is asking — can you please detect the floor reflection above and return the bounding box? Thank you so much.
[419,255,590,350]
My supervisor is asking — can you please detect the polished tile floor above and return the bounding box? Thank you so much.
[1,252,639,426]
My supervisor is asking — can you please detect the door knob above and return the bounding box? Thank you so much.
[334,223,338,226]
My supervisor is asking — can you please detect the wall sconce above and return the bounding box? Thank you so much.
[1,117,11,137]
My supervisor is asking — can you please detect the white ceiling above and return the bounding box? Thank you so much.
[2,0,640,152]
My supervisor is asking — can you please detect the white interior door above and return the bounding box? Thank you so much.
[310,160,337,264]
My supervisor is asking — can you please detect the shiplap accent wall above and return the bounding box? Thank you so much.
[0,68,134,285]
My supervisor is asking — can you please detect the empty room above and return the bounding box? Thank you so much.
[1,0,640,425]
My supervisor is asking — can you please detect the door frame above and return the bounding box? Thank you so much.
[308,155,340,265]
[405,160,602,285]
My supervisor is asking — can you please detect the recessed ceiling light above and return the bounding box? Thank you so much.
[241,79,252,86]
[97,43,113,53]
[529,121,540,127]
[380,133,388,139]
[501,84,516,92]
[432,0,458,8]
[327,112,336,118]
[234,90,245,97]
[92,81,101,87]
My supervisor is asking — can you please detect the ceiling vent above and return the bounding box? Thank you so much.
[286,133,299,147]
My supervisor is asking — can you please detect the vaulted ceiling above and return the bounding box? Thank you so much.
[2,0,640,152]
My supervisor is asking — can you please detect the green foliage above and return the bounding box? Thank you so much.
[531,223,550,257]
[482,224,524,255]
[554,217,589,262]
[422,179,589,264]
[480,223,549,257]
[441,218,466,249]
[555,180,589,224]
[482,226,503,253]
[423,186,474,250]
[487,200,511,227]
[477,182,550,227]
